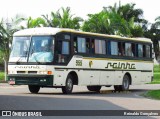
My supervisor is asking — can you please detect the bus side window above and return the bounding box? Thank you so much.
[101,40,106,54]
[146,45,151,58]
[95,39,106,54]
[125,43,133,57]
[62,41,69,55]
[138,44,143,57]
[110,41,118,55]
[77,37,86,53]
[73,37,89,54]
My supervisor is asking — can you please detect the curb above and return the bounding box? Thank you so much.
[0,80,7,83]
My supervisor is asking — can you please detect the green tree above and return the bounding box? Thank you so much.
[82,2,145,37]
[42,7,83,29]
[10,14,26,32]
[154,16,160,29]
[0,19,13,73]
[0,19,12,62]
[82,10,132,36]
[82,12,112,34]
[42,13,59,27]
[144,17,160,59]
[105,2,145,37]
[0,15,25,70]
[21,17,47,29]
[104,2,143,22]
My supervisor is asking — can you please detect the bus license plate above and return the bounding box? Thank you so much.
[9,81,15,85]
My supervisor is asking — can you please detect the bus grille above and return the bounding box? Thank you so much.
[17,71,26,74]
[28,71,37,74]
[17,71,37,74]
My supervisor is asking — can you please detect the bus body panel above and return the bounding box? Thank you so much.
[8,55,153,87]
[54,57,153,86]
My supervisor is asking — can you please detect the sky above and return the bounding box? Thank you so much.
[0,0,160,23]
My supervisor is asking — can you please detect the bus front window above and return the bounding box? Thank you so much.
[9,37,30,62]
[28,36,54,63]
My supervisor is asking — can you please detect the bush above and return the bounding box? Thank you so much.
[0,72,4,81]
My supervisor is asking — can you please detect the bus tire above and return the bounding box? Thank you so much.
[121,74,130,91]
[28,85,40,93]
[87,86,101,92]
[62,75,73,94]
[114,75,130,92]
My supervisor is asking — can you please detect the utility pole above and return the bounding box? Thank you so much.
[4,15,11,82]
[3,58,7,81]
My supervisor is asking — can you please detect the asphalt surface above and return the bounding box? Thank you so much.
[0,83,160,119]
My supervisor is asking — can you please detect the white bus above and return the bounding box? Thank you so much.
[8,27,153,94]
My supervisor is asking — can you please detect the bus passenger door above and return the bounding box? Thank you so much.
[55,33,71,65]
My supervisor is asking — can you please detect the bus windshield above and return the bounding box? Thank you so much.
[9,36,54,63]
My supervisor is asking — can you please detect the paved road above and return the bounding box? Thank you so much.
[0,83,160,119]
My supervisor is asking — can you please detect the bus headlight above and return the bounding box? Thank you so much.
[8,70,16,74]
[38,71,52,75]
[38,71,47,74]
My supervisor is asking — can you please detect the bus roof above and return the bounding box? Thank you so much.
[13,27,152,43]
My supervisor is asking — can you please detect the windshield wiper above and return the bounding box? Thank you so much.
[30,48,44,65]
[15,53,28,64]
[33,55,43,64]
[15,57,22,64]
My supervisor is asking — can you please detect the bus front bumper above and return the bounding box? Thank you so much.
[7,75,53,86]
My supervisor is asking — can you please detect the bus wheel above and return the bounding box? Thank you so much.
[62,75,73,94]
[121,75,130,91]
[87,86,101,92]
[114,75,130,92]
[28,85,40,93]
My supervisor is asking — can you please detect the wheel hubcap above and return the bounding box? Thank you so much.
[124,78,128,89]
[67,78,72,90]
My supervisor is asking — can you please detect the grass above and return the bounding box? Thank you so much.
[144,65,160,100]
[154,65,160,73]
[149,65,160,84]
[150,73,160,84]
[144,90,160,100]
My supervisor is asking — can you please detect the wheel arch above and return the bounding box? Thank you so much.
[68,71,78,85]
